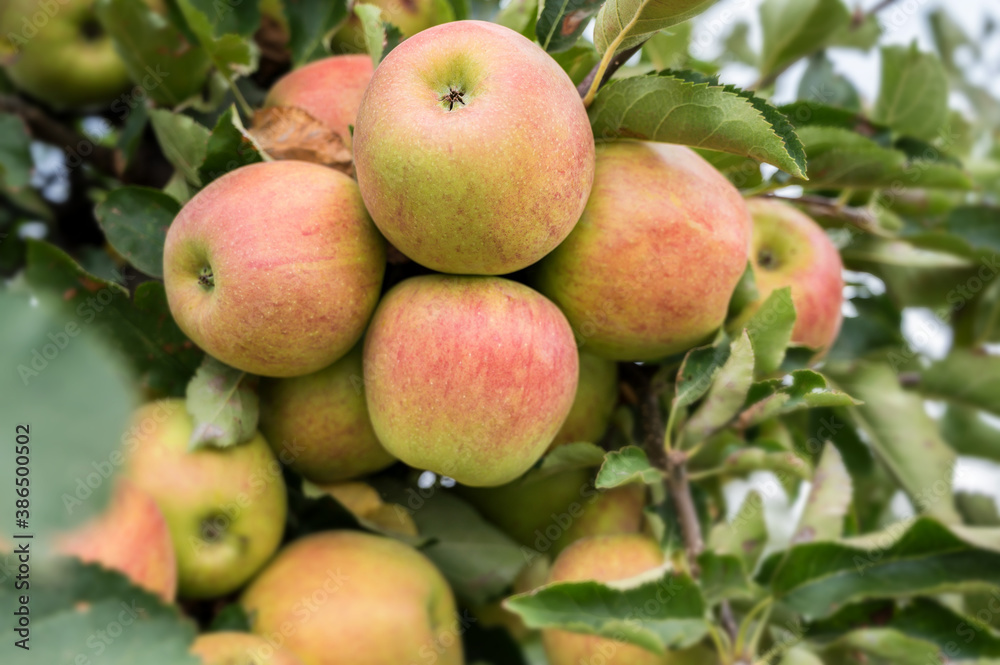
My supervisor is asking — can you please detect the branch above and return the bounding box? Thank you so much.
[763,193,884,236]
[666,450,704,569]
[577,41,646,100]
[641,372,669,470]
[0,94,124,178]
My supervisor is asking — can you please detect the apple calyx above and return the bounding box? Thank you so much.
[198,266,214,290]
[757,248,779,270]
[439,87,467,111]
[81,18,104,41]
[200,514,227,542]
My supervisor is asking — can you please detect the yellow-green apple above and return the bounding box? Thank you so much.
[737,198,844,353]
[191,631,305,665]
[363,275,579,486]
[259,343,395,484]
[460,468,644,557]
[1,0,130,109]
[353,20,595,275]
[331,0,441,53]
[542,534,712,665]
[241,531,463,665]
[123,399,287,599]
[163,161,385,378]
[55,478,177,602]
[264,55,373,147]
[550,352,618,449]
[536,141,751,361]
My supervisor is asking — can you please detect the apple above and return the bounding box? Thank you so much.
[259,343,395,484]
[123,399,287,599]
[535,141,751,361]
[363,275,579,487]
[353,20,595,275]
[1,0,131,109]
[550,352,619,449]
[55,478,177,602]
[737,198,844,353]
[241,531,463,665]
[191,631,305,665]
[163,161,386,378]
[264,55,374,147]
[331,0,441,53]
[460,468,645,557]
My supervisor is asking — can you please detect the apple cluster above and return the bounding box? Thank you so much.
[21,11,848,665]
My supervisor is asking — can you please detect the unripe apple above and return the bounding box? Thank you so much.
[550,352,618,449]
[363,275,579,487]
[259,344,396,484]
[1,0,130,109]
[536,141,751,361]
[264,55,373,147]
[163,161,385,378]
[738,198,844,353]
[191,631,305,665]
[55,478,177,602]
[332,0,442,52]
[354,20,595,275]
[123,399,287,599]
[241,531,463,665]
[460,468,644,557]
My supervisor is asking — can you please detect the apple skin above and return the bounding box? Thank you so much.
[123,399,288,599]
[353,20,595,275]
[363,275,579,487]
[739,198,844,354]
[55,478,177,602]
[332,0,441,53]
[1,0,131,109]
[460,468,645,557]
[550,352,618,449]
[191,631,305,665]
[264,55,373,147]
[535,141,751,361]
[241,531,463,665]
[163,161,386,378]
[258,343,396,484]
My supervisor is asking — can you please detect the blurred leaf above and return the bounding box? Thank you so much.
[0,111,32,189]
[681,331,754,447]
[0,561,199,665]
[695,149,763,189]
[495,0,537,36]
[943,205,1000,255]
[284,0,349,66]
[95,187,180,279]
[589,71,807,178]
[791,443,851,544]
[743,287,796,376]
[149,109,210,187]
[740,370,859,427]
[674,338,731,410]
[198,105,266,185]
[720,445,811,483]
[757,517,1000,620]
[707,490,768,571]
[174,0,259,78]
[182,0,260,37]
[592,0,717,55]
[0,292,135,535]
[928,9,977,74]
[207,603,251,632]
[185,355,259,449]
[446,0,470,20]
[525,442,608,482]
[551,43,601,86]
[940,405,1000,463]
[917,350,1000,416]
[873,44,949,141]
[956,492,1000,527]
[779,100,883,132]
[643,23,691,70]
[595,446,661,489]
[827,362,961,524]
[505,569,709,653]
[758,0,850,80]
[826,13,881,50]
[697,551,753,605]
[354,4,402,66]
[796,125,906,188]
[722,22,755,65]
[797,52,860,111]
[535,0,601,52]
[778,647,824,665]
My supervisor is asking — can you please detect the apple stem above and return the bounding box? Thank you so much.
[580,10,649,107]
[576,41,646,105]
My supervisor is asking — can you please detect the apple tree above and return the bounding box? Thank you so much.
[1,0,1000,664]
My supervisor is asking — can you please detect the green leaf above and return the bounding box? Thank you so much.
[496,0,538,36]
[550,43,601,86]
[207,603,252,632]
[198,105,266,185]
[758,0,851,80]
[0,111,32,189]
[674,338,731,410]
[720,445,811,483]
[525,442,609,482]
[284,0,350,66]
[696,150,763,189]
[917,349,1000,416]
[588,71,808,179]
[742,287,796,376]
[929,8,977,73]
[757,517,1000,620]
[182,0,260,37]
[740,370,859,427]
[149,109,210,187]
[797,52,860,111]
[504,569,709,653]
[941,405,1000,464]
[95,187,180,278]
[595,446,662,489]
[943,205,1000,255]
[536,0,603,52]
[778,647,824,665]
[791,443,851,544]
[643,23,692,70]
[0,293,136,535]
[956,492,1000,527]
[174,0,259,78]
[826,12,881,50]
[707,490,768,570]
[681,331,754,447]
[828,362,961,523]
[795,125,907,188]
[354,4,402,66]
[185,355,259,449]
[592,0,718,56]
[874,44,949,141]
[0,561,200,665]
[696,552,753,605]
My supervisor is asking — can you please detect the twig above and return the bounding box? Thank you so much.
[667,449,704,569]
[0,94,124,178]
[720,601,740,645]
[762,193,884,236]
[577,41,646,101]
[641,372,669,470]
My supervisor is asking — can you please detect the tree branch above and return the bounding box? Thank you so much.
[0,94,124,178]
[577,41,647,99]
[763,193,884,236]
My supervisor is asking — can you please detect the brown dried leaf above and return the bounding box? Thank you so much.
[250,106,354,176]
